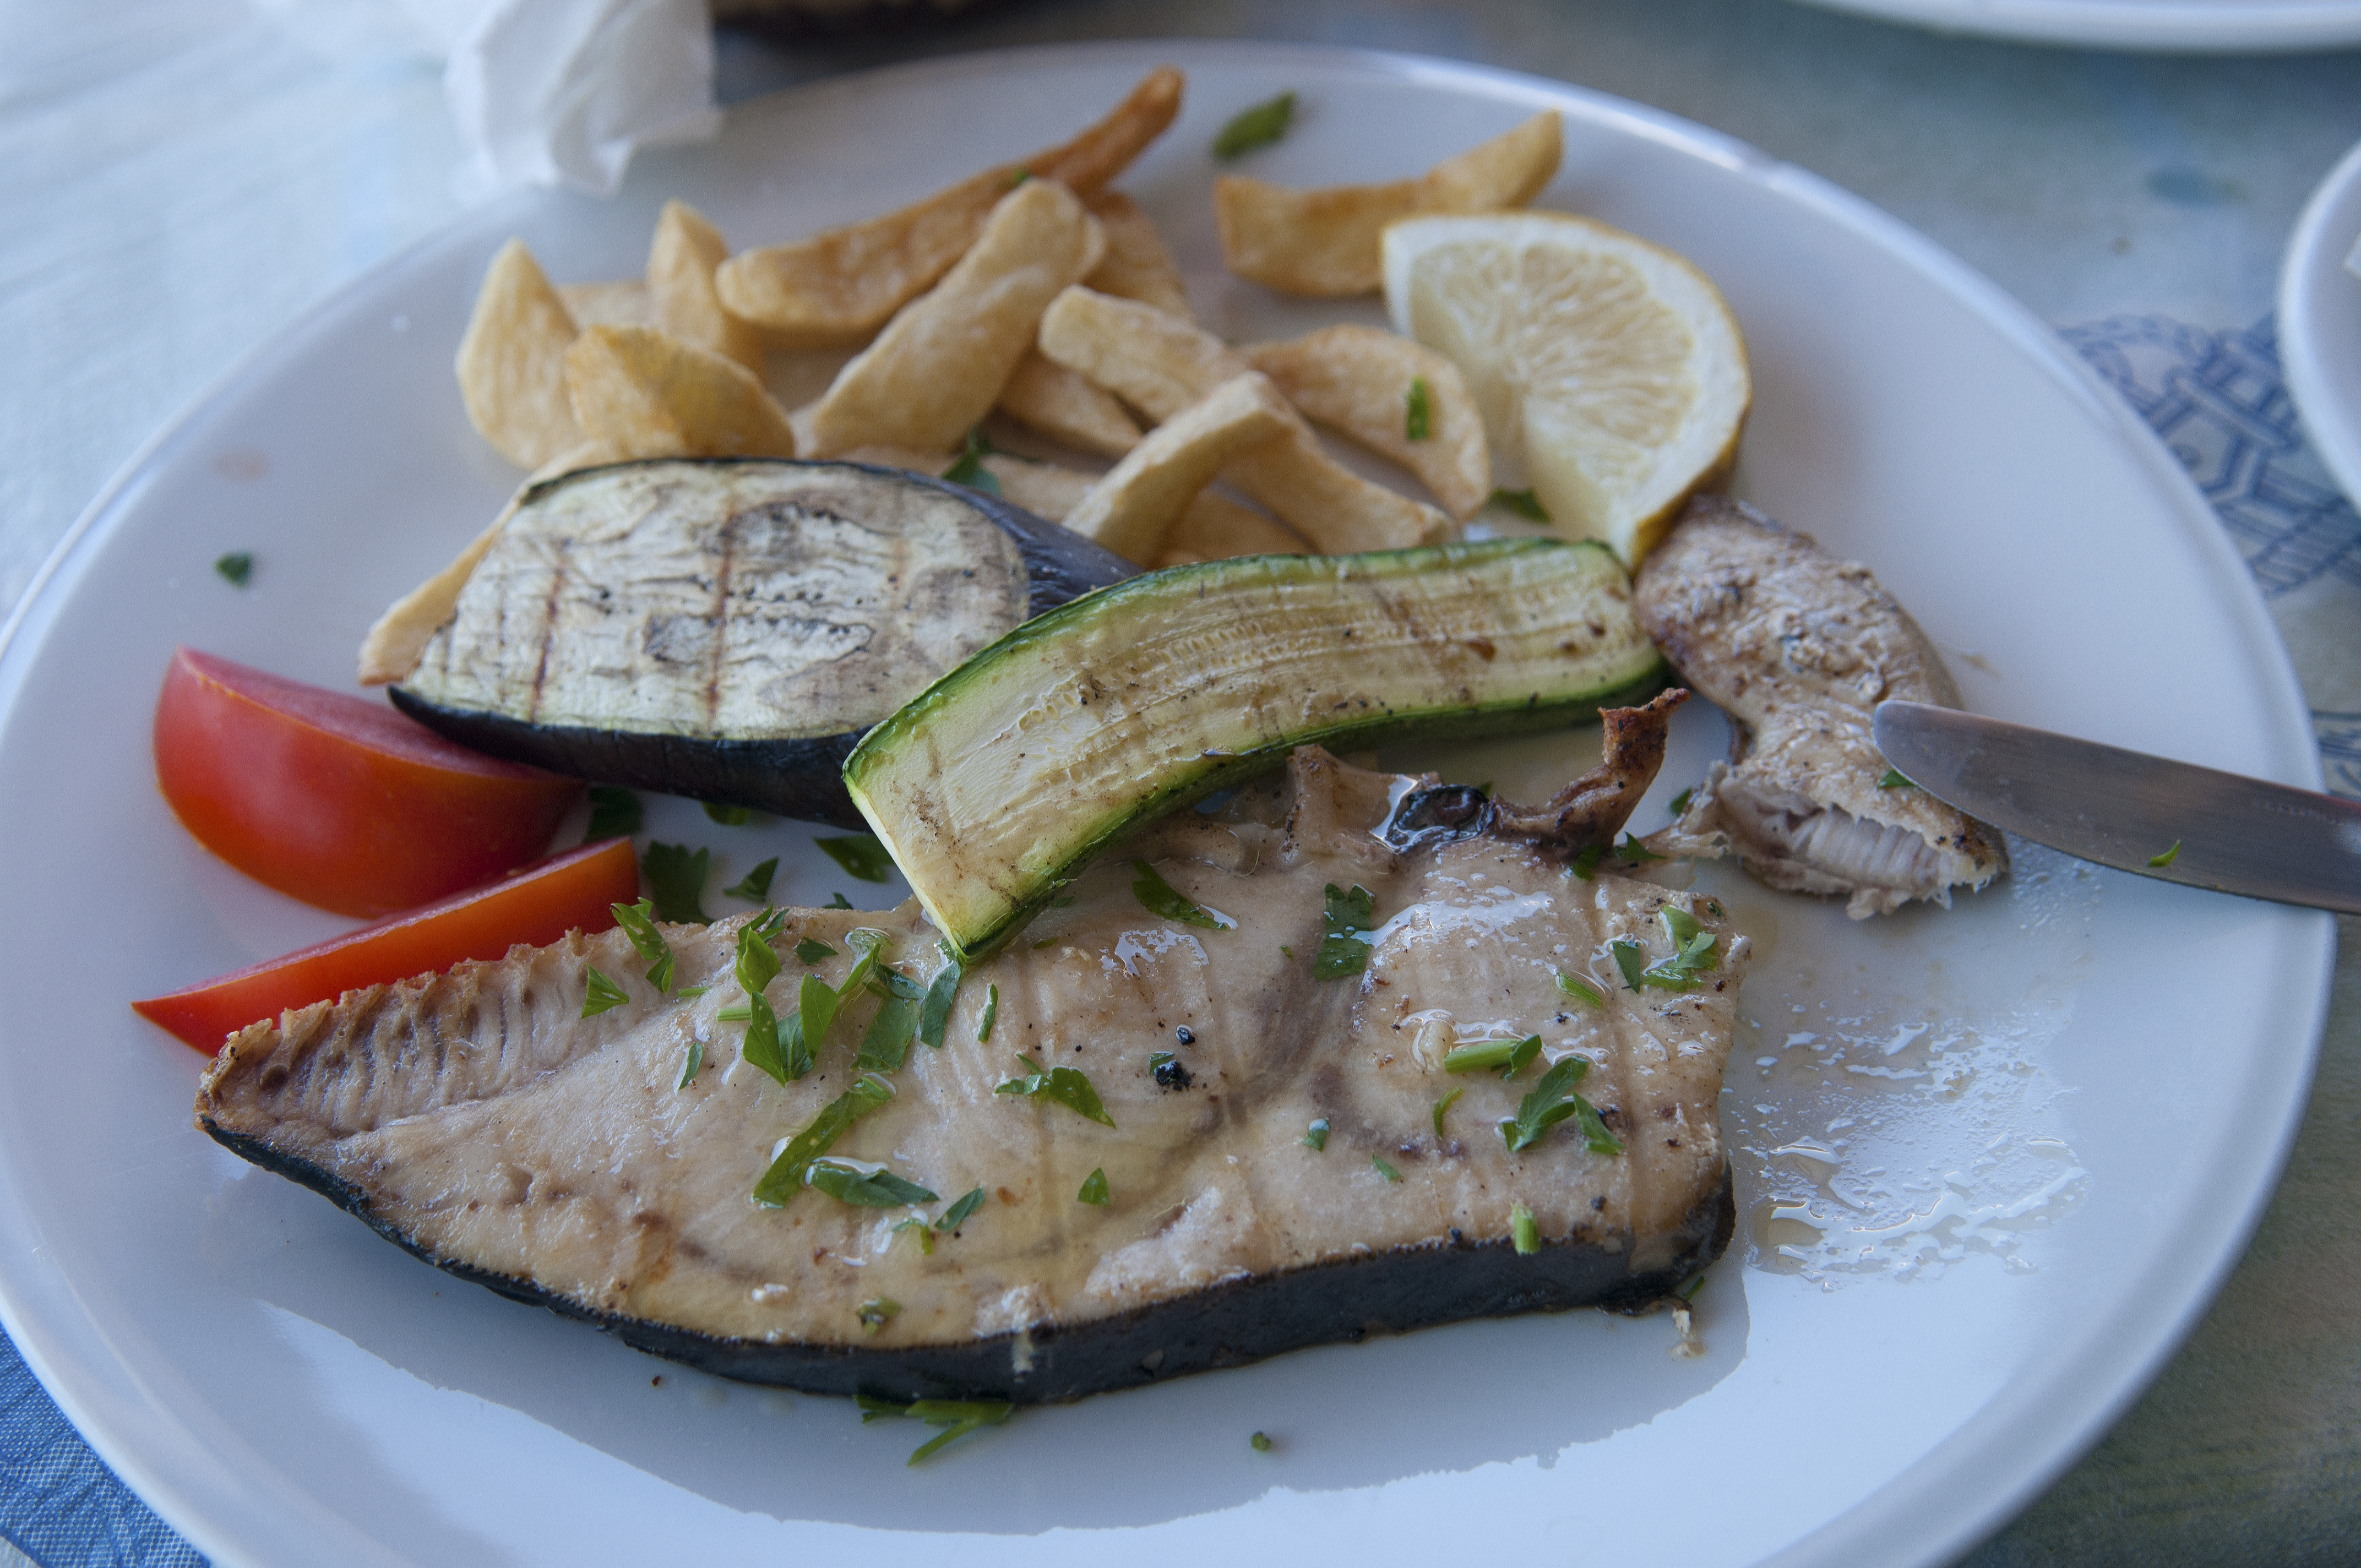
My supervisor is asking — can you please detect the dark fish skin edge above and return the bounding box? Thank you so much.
[201,1119,1731,1404]
[389,460,1138,829]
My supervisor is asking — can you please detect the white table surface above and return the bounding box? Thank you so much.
[1,2,2354,1563]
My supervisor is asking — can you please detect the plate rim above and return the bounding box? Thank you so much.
[0,37,2335,1568]
[1783,0,2361,50]
[2277,134,2361,511]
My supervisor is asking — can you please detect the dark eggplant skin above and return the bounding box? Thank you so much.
[389,459,1135,829]
[205,1120,1729,1404]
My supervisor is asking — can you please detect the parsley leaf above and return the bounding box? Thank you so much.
[2149,840,2183,868]
[1571,843,1608,881]
[1404,376,1431,442]
[817,834,894,883]
[1443,1034,1541,1078]
[703,802,753,826]
[725,857,778,901]
[856,1297,900,1334]
[941,427,1002,495]
[214,550,254,586]
[753,1073,894,1207]
[1489,487,1549,521]
[918,946,961,1048]
[828,891,854,910]
[1876,767,1914,790]
[581,966,628,1017]
[935,1187,986,1232]
[977,982,999,1043]
[1433,1086,1463,1137]
[858,1395,1014,1465]
[1315,882,1375,980]
[1611,939,1649,992]
[1371,1154,1402,1183]
[1636,907,1719,990]
[1499,1055,1620,1156]
[1212,90,1295,159]
[1511,1204,1539,1255]
[808,1160,937,1208]
[641,842,711,923]
[611,898,676,993]
[1076,1167,1111,1205]
[584,785,640,841]
[1614,832,1666,864]
[1669,787,1693,816]
[795,937,835,965]
[893,1216,934,1255]
[1131,859,1223,929]
[1303,1117,1329,1151]
[1555,970,1603,1006]
[853,994,921,1073]
[677,1038,703,1089]
[1251,1431,1273,1453]
[995,1056,1115,1126]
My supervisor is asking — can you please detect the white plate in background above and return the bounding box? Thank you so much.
[1786,0,2361,51]
[2280,135,2361,507]
[0,41,2333,1568]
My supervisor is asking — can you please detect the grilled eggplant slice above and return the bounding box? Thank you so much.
[197,708,1740,1403]
[389,459,1134,827]
[847,537,1666,959]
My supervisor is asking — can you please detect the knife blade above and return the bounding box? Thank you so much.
[1870,700,2361,915]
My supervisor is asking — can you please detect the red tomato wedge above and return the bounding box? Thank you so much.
[134,836,640,1054]
[154,646,583,917]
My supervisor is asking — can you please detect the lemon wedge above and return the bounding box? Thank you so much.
[1381,211,1749,566]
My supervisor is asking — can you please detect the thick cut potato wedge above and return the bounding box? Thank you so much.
[715,67,1182,344]
[563,325,798,459]
[1082,192,1193,318]
[799,181,1105,459]
[997,350,1142,456]
[557,281,653,329]
[1212,111,1560,297]
[1248,324,1489,519]
[1062,372,1294,563]
[648,200,765,371]
[456,239,584,469]
[1156,492,1307,566]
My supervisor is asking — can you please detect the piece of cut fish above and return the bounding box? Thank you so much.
[1634,494,2008,918]
[197,714,1743,1403]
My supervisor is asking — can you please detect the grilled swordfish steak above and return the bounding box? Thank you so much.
[1635,495,2007,918]
[196,706,1745,1404]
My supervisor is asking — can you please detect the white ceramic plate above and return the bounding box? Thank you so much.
[0,42,2333,1568]
[2279,137,2361,508]
[1785,0,2361,50]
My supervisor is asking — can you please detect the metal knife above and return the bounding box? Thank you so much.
[1870,700,2361,915]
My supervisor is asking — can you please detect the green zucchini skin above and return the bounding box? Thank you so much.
[845,538,1668,957]
[389,459,1136,829]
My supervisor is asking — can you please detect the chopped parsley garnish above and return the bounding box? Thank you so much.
[1511,1204,1539,1255]
[977,983,999,1042]
[1033,937,1060,950]
[1432,1086,1463,1137]
[1679,1272,1706,1302]
[858,1395,1013,1465]
[717,1003,753,1022]
[1315,882,1375,979]
[828,892,855,910]
[893,1216,934,1255]
[1614,832,1666,864]
[703,802,753,826]
[816,834,894,883]
[941,427,1002,495]
[1444,1034,1541,1079]
[1076,1167,1111,1205]
[1555,970,1603,1006]
[1371,1154,1402,1183]
[735,918,795,1082]
[725,857,778,901]
[1669,787,1693,816]
[1499,1055,1620,1156]
[1404,376,1431,442]
[753,1072,894,1207]
[1489,487,1549,521]
[1212,90,1295,159]
[1633,907,1719,990]
[995,1056,1116,1126]
[1876,767,1914,790]
[641,842,711,923]
[1303,1117,1330,1151]
[853,992,921,1074]
[1009,167,1032,187]
[584,784,641,841]
[935,1187,986,1232]
[1250,1430,1272,1453]
[214,551,254,586]
[1280,944,1294,960]
[918,946,961,1048]
[794,937,835,965]
[1571,843,1608,880]
[610,897,676,993]
[855,1297,901,1335]
[1131,859,1223,929]
[808,1160,938,1208]
[2149,840,2183,868]
[1611,939,1649,992]
[581,966,628,1017]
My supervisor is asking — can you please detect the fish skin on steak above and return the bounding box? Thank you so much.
[195,713,1743,1404]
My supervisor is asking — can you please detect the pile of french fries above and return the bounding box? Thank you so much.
[365,66,1564,684]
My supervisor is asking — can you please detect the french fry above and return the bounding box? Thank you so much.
[1084,192,1193,318]
[1037,287,1453,551]
[799,181,1105,459]
[455,239,583,469]
[997,350,1141,456]
[833,444,1102,524]
[1158,492,1307,565]
[1062,373,1293,563]
[648,200,765,371]
[1247,324,1489,518]
[558,281,654,329]
[564,325,798,459]
[1212,111,1560,296]
[715,67,1183,344]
